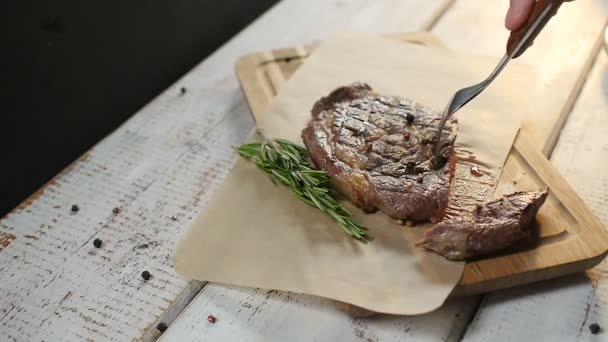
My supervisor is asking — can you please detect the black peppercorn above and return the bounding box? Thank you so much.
[157,322,168,332]
[180,87,187,95]
[93,238,102,248]
[406,113,415,124]
[141,271,151,281]
[71,204,79,213]
[112,207,121,214]
[590,323,601,334]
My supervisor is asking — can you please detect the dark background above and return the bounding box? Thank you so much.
[2,0,279,217]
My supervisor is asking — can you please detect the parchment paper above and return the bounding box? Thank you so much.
[174,33,538,314]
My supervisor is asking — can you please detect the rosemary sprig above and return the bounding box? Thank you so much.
[237,139,372,242]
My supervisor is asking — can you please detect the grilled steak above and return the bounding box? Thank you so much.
[301,83,457,221]
[302,83,548,261]
[418,189,549,260]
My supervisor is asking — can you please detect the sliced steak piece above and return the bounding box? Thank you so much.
[418,189,549,261]
[301,82,457,222]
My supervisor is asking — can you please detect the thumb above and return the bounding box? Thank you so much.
[505,0,534,31]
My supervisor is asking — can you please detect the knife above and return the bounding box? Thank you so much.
[434,0,567,163]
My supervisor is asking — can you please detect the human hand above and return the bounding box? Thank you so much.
[505,0,535,31]
[506,0,573,31]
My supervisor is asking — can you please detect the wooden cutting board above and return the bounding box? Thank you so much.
[234,32,608,298]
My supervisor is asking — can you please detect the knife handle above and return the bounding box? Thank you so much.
[506,0,565,59]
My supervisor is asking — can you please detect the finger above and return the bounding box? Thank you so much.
[505,0,535,30]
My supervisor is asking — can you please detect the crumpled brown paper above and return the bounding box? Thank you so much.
[174,33,537,314]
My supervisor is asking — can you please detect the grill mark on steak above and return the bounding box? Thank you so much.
[418,189,549,261]
[301,82,457,221]
[302,83,548,260]
[302,83,549,260]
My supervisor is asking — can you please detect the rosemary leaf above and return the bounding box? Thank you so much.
[237,139,372,242]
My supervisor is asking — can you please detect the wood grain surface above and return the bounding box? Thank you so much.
[462,42,608,342]
[1,0,607,341]
[164,1,608,341]
[0,0,454,341]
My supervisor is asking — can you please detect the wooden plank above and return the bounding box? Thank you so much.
[0,86,250,341]
[429,1,608,340]
[462,47,608,342]
[165,1,607,341]
[139,281,206,342]
[160,283,479,342]
[0,0,457,341]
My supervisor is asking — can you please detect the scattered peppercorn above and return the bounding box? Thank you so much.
[71,204,79,213]
[207,315,216,324]
[93,238,102,248]
[170,216,178,221]
[406,113,415,124]
[141,271,151,281]
[590,323,601,334]
[180,87,187,95]
[112,207,121,214]
[157,322,168,333]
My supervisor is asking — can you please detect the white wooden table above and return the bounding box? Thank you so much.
[1,1,607,341]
